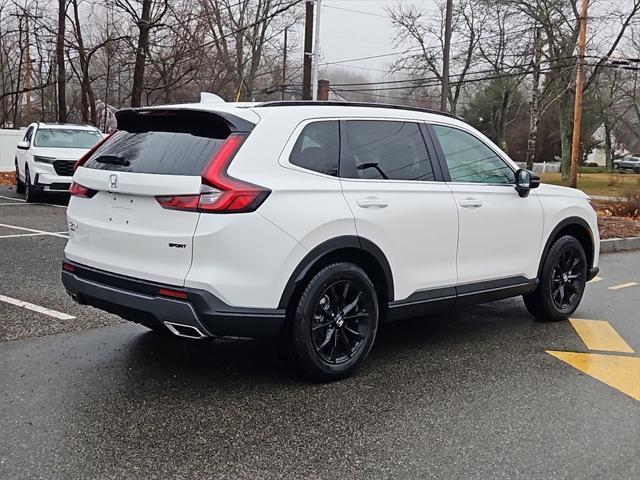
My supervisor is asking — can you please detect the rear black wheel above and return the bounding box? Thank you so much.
[523,235,587,322]
[287,262,379,381]
[15,162,25,194]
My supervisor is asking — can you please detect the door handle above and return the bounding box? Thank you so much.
[458,197,483,208]
[357,197,388,209]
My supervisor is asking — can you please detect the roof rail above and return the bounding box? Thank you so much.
[253,100,461,120]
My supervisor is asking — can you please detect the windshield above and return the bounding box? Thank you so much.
[34,129,103,149]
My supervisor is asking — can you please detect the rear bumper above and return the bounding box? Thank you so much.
[61,261,286,339]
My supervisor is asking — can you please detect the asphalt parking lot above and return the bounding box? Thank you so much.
[0,184,638,480]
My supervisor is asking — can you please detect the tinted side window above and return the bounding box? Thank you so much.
[24,127,34,142]
[341,121,434,181]
[289,121,339,176]
[432,125,515,184]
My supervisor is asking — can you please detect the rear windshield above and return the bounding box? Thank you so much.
[34,129,103,148]
[83,131,224,176]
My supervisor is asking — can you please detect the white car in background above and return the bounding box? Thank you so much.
[14,122,104,202]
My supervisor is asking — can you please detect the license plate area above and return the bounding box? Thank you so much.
[108,193,137,226]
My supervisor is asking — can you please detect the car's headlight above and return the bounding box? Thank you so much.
[33,156,56,164]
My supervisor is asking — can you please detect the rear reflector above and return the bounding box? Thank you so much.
[62,262,75,272]
[69,181,98,198]
[155,133,270,214]
[158,288,188,299]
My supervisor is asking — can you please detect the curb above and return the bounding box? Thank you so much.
[600,237,640,253]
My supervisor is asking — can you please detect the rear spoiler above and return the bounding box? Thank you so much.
[115,108,255,138]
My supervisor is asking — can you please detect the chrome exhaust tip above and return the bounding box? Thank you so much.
[163,321,207,339]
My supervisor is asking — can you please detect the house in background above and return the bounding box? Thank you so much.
[586,123,629,166]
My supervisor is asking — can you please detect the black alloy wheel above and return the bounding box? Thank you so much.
[287,262,379,381]
[523,235,587,322]
[25,168,39,203]
[15,163,25,194]
[311,279,373,365]
[550,246,585,310]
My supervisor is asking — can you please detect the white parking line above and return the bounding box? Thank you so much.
[0,195,66,208]
[0,223,68,239]
[0,202,66,208]
[0,195,25,202]
[0,294,75,320]
[608,282,639,291]
[0,233,57,239]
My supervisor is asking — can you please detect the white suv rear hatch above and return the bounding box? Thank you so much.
[64,108,257,286]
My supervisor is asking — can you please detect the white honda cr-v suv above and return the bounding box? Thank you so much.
[62,100,599,380]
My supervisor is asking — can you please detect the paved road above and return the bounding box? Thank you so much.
[0,185,638,479]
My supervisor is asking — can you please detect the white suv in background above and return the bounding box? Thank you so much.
[61,101,600,380]
[15,122,104,202]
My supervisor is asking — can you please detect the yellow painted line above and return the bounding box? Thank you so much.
[547,351,640,401]
[569,319,635,353]
[608,282,639,290]
[588,276,603,283]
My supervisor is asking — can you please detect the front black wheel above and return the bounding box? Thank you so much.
[24,168,40,203]
[15,163,25,194]
[286,262,379,381]
[523,235,587,322]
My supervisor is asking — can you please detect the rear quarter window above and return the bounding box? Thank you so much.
[289,121,339,176]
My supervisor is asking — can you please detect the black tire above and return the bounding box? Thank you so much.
[613,163,619,169]
[523,235,587,322]
[15,162,25,194]
[24,168,40,203]
[286,262,379,381]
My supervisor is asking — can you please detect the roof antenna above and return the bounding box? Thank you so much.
[200,92,225,103]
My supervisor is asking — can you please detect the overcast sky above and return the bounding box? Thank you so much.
[317,0,437,80]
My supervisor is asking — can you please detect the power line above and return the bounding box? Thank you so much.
[322,4,388,18]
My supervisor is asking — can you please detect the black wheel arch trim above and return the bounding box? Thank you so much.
[538,216,595,276]
[278,235,395,309]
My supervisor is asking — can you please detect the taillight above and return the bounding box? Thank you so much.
[73,134,111,172]
[69,181,97,198]
[156,133,270,214]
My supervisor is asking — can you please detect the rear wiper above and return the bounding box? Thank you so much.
[94,154,130,166]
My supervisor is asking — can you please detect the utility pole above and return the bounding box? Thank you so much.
[311,0,322,101]
[23,15,32,117]
[281,27,288,100]
[56,0,67,122]
[569,0,589,189]
[526,25,542,169]
[440,0,453,112]
[302,1,314,100]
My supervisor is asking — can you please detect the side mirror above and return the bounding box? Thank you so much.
[515,169,540,198]
[16,140,30,150]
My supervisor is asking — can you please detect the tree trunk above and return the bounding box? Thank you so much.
[526,27,542,169]
[603,119,613,171]
[559,94,573,180]
[131,0,152,108]
[57,0,67,122]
